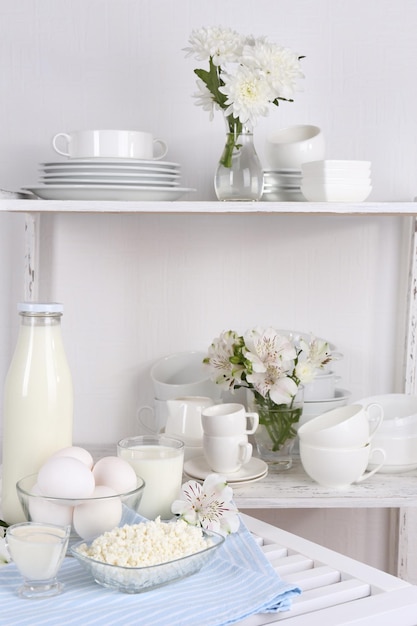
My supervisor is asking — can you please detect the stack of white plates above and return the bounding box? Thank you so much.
[23,159,195,201]
[301,160,372,202]
[261,169,305,202]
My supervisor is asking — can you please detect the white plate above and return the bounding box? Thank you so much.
[183,456,268,483]
[23,185,195,201]
[41,165,180,175]
[42,159,181,169]
[40,178,181,187]
[41,171,180,181]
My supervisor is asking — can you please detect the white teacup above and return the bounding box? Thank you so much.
[52,129,168,160]
[203,434,252,473]
[201,403,259,437]
[150,351,222,401]
[299,440,386,489]
[265,124,325,170]
[297,403,383,448]
[165,396,214,445]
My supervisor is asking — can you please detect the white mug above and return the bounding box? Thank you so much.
[52,129,168,160]
[203,434,252,473]
[201,403,259,437]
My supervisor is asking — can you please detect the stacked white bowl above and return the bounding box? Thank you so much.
[300,160,372,202]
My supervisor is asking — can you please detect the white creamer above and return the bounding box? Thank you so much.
[6,523,69,581]
[118,443,184,520]
[2,303,73,524]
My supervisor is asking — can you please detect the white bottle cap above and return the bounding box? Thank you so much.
[17,302,64,314]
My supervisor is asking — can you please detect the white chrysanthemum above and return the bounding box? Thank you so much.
[242,41,304,100]
[184,26,244,66]
[193,79,220,120]
[220,65,272,125]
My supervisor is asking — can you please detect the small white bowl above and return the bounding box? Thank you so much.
[265,125,325,170]
[301,160,371,175]
[301,181,372,202]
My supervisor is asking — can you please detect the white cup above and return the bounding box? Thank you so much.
[165,396,214,445]
[117,435,184,520]
[150,351,222,401]
[297,403,383,448]
[299,440,386,489]
[201,403,259,437]
[203,434,252,473]
[136,399,169,435]
[265,124,325,170]
[52,129,168,160]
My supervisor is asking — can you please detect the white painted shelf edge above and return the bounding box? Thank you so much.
[0,199,416,214]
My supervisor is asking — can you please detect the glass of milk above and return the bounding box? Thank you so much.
[5,522,70,598]
[117,435,184,520]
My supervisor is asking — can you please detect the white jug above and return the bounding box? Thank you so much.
[165,396,215,445]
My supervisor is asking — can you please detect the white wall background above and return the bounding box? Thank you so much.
[1,0,417,576]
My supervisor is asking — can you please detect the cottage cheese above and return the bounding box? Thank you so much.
[76,518,212,567]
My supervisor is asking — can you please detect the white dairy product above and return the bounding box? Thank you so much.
[2,303,73,524]
[118,444,184,520]
[6,524,69,580]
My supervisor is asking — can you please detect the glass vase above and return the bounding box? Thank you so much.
[247,390,304,471]
[214,122,264,201]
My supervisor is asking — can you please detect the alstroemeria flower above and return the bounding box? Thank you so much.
[203,330,244,389]
[244,327,297,370]
[300,336,332,370]
[171,474,240,536]
[295,360,316,385]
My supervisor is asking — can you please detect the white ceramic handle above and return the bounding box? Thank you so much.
[52,133,71,157]
[153,138,168,160]
[366,402,384,438]
[245,412,259,434]
[355,447,386,483]
[238,442,253,466]
[136,405,162,434]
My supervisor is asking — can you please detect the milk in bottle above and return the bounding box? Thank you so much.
[2,302,73,524]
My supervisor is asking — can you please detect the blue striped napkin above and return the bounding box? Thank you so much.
[0,515,301,626]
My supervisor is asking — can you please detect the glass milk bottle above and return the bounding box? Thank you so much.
[2,303,73,524]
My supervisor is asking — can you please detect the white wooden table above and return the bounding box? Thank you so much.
[241,513,417,625]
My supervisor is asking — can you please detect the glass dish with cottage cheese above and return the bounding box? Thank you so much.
[70,518,224,593]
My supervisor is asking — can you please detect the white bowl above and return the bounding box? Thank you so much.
[301,160,371,175]
[301,174,371,185]
[265,125,325,170]
[301,181,372,202]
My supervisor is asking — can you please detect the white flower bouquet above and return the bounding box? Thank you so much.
[184,26,304,167]
[204,328,332,451]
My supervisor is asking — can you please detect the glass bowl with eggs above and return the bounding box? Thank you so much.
[16,446,145,548]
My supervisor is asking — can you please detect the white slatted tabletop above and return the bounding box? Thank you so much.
[240,514,417,625]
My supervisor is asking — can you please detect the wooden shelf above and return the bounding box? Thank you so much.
[0,199,415,215]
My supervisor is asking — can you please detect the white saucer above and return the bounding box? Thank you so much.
[24,185,195,202]
[183,456,268,483]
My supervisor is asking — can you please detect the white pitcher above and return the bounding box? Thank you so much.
[165,396,215,444]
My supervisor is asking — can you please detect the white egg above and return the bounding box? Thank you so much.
[72,485,123,540]
[38,456,95,498]
[28,483,74,526]
[50,446,94,469]
[92,456,138,493]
